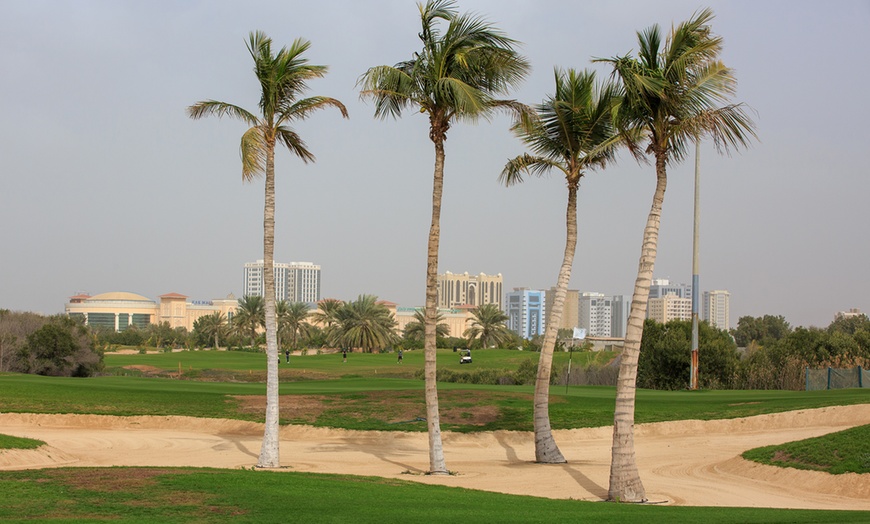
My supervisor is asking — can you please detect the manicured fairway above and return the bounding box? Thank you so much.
[0,467,866,524]
[1,371,867,432]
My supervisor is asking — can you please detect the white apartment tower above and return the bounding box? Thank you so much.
[702,290,730,330]
[244,260,321,304]
[505,288,546,340]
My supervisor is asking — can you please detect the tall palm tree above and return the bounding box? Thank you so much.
[277,301,312,351]
[234,295,265,349]
[501,68,622,463]
[403,309,450,342]
[328,295,398,352]
[597,9,756,501]
[359,0,529,475]
[464,303,513,349]
[188,32,347,469]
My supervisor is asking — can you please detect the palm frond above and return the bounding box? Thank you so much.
[499,154,561,186]
[275,126,315,164]
[187,101,259,126]
[240,127,266,181]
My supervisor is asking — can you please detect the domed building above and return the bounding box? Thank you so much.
[66,291,237,332]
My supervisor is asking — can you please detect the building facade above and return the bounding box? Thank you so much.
[702,289,731,329]
[505,288,546,339]
[244,260,321,304]
[437,271,503,310]
[544,287,579,331]
[66,292,238,332]
[647,293,692,324]
[649,278,692,300]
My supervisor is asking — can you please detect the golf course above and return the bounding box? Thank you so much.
[1,348,869,522]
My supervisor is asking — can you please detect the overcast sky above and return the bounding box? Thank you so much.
[1,0,868,329]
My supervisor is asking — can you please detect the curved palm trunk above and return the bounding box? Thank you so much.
[608,153,667,502]
[258,140,281,468]
[533,183,579,463]
[424,137,448,475]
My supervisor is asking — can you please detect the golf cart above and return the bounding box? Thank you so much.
[459,348,472,364]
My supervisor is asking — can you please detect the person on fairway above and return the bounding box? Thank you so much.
[397,349,403,364]
[342,348,347,363]
[285,349,290,363]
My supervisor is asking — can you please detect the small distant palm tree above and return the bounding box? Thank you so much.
[329,295,398,353]
[234,295,265,348]
[360,0,530,475]
[194,312,227,349]
[464,304,513,349]
[501,68,622,463]
[311,298,344,329]
[403,309,450,342]
[596,8,756,502]
[277,301,312,351]
[188,31,347,468]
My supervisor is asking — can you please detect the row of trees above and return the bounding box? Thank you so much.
[188,0,754,501]
[637,313,870,391]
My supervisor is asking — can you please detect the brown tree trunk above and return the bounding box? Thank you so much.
[258,137,281,468]
[608,152,667,501]
[424,132,448,475]
[533,181,579,463]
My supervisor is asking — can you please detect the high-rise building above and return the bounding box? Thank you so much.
[702,290,730,329]
[544,287,579,331]
[648,293,692,324]
[244,260,321,303]
[437,271,503,310]
[610,294,629,338]
[578,292,629,338]
[649,278,692,300]
[506,288,545,339]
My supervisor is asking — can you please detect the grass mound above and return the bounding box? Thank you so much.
[742,424,870,474]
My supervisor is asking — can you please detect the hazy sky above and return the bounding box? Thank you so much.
[2,0,868,329]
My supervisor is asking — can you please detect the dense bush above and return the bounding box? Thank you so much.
[0,311,102,377]
[637,319,739,390]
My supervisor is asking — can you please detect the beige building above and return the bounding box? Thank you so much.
[384,303,475,339]
[437,271,503,310]
[647,293,692,324]
[66,291,238,332]
[544,288,579,331]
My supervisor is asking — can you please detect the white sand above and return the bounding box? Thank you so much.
[1,404,868,510]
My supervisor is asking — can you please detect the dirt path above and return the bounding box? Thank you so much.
[1,405,868,510]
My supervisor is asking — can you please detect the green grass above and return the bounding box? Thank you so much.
[743,424,870,474]
[0,467,865,523]
[0,433,43,450]
[1,371,867,433]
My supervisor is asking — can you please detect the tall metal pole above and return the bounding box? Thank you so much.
[690,140,700,390]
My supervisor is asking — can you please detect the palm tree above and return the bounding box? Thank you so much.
[597,9,756,501]
[188,32,347,468]
[501,69,622,463]
[464,303,513,349]
[311,298,344,330]
[234,295,265,349]
[359,0,529,475]
[328,295,398,353]
[403,309,450,342]
[277,301,312,351]
[194,312,227,349]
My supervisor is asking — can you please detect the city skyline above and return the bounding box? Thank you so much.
[2,1,868,329]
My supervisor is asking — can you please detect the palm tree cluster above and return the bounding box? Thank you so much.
[189,1,755,501]
[323,295,398,353]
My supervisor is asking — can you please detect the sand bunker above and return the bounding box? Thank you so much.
[1,405,868,510]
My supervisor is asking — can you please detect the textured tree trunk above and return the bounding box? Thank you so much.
[533,182,579,463]
[424,136,448,475]
[608,152,667,502]
[258,139,281,468]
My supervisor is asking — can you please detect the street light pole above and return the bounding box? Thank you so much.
[690,140,700,390]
